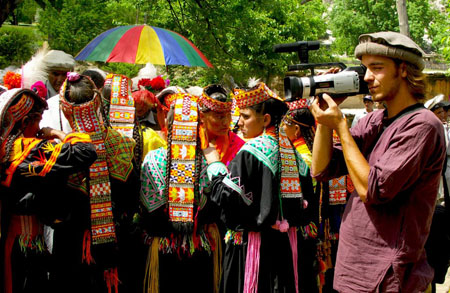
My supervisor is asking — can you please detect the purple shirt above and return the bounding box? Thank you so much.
[316,105,446,292]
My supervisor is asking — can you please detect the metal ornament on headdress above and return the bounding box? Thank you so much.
[234,82,283,108]
[200,85,232,113]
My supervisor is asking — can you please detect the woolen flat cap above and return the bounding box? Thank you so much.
[43,50,76,71]
[354,31,426,70]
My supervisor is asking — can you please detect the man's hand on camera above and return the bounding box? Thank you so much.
[310,94,346,130]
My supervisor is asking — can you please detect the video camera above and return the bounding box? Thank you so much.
[274,41,369,101]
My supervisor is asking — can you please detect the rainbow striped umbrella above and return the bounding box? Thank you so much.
[75,25,213,68]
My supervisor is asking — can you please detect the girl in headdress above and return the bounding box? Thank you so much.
[203,81,302,293]
[282,100,321,292]
[139,84,244,293]
[0,88,96,293]
[283,100,350,292]
[52,73,142,293]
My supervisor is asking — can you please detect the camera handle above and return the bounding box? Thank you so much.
[288,62,347,75]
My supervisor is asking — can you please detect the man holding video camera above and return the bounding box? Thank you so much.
[310,31,445,292]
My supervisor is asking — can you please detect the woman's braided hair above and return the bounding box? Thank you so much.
[164,105,175,205]
[249,97,288,219]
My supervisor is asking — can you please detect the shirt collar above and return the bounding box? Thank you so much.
[382,103,424,127]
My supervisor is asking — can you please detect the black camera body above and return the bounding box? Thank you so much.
[274,41,369,102]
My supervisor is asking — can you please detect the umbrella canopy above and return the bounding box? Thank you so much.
[75,25,213,68]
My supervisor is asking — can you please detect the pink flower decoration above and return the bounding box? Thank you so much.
[67,72,81,82]
[31,81,47,100]
[279,219,290,233]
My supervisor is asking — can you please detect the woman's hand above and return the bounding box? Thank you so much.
[37,127,67,141]
[202,141,220,164]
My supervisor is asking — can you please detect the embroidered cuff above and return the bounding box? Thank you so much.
[206,161,228,181]
[63,133,92,144]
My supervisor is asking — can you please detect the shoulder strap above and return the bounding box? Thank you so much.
[367,104,425,155]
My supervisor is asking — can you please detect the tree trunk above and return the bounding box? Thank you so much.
[0,0,23,27]
[396,0,410,36]
[135,7,140,24]
[12,11,17,25]
[144,12,148,24]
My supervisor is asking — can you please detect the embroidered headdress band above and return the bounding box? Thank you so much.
[199,84,232,113]
[234,82,284,108]
[167,93,199,224]
[59,77,103,133]
[288,98,309,111]
[60,75,116,245]
[284,99,313,127]
[105,74,135,138]
[165,94,179,109]
[0,89,44,158]
[8,94,35,122]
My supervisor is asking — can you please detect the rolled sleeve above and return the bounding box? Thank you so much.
[366,121,443,204]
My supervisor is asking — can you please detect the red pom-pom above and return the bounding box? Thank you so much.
[3,71,21,90]
[138,78,152,88]
[138,76,166,93]
[149,76,166,91]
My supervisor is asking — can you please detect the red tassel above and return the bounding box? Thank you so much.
[192,209,200,250]
[104,267,119,293]
[82,229,94,264]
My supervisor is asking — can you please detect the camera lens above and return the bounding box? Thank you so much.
[284,76,306,102]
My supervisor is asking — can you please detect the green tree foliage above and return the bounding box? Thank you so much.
[11,0,39,24]
[440,0,450,62]
[36,0,327,85]
[329,0,448,55]
[0,25,40,67]
[38,0,113,56]
[143,0,328,84]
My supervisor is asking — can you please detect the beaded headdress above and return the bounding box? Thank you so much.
[283,99,313,128]
[60,75,117,245]
[156,86,186,111]
[0,89,46,158]
[104,74,135,138]
[234,82,284,108]
[199,84,232,113]
[166,93,199,226]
